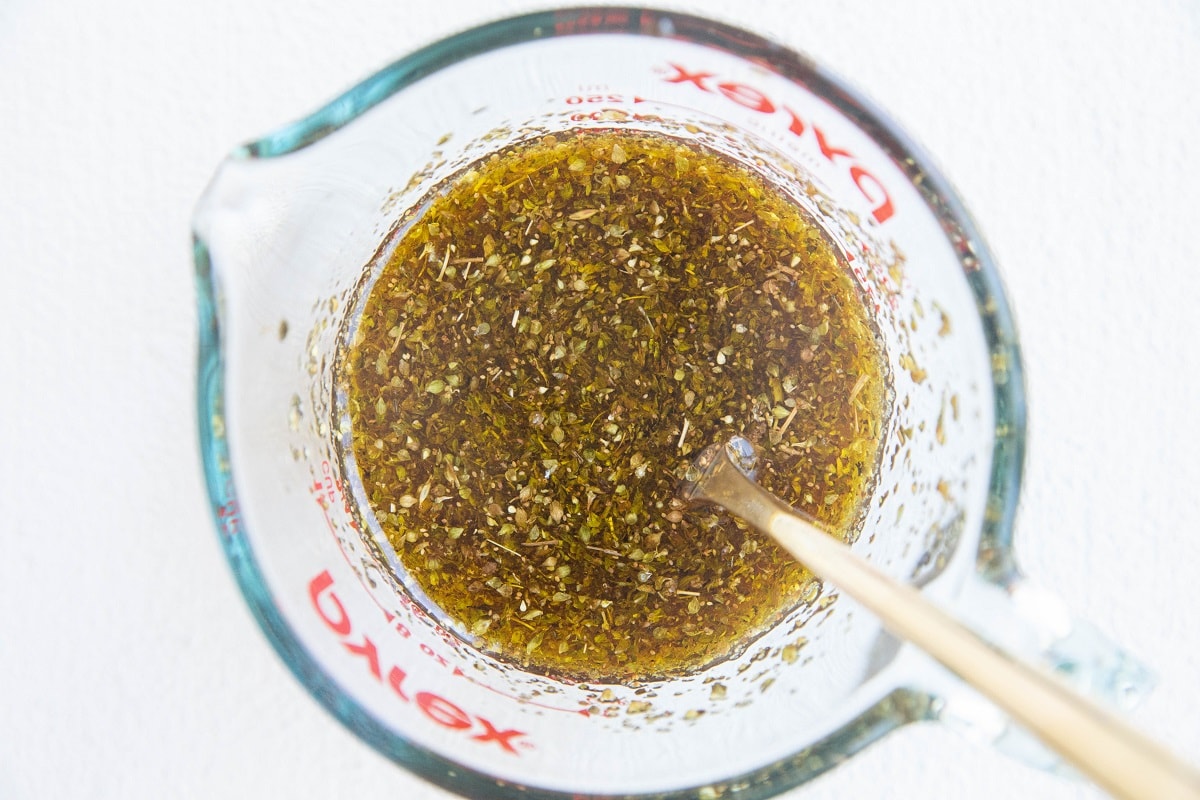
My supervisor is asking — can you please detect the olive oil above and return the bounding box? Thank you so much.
[340,130,887,680]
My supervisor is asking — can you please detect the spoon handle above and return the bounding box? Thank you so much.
[689,446,1200,800]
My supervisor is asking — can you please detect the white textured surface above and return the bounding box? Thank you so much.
[2,1,1198,798]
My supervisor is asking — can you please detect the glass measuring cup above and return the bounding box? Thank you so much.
[192,8,1152,798]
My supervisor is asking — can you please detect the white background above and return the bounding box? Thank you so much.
[2,1,1198,798]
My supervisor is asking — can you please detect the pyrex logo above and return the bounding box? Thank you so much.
[660,63,895,224]
[309,570,529,754]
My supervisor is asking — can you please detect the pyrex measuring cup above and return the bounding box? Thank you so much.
[193,8,1151,798]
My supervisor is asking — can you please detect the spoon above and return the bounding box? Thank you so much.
[680,436,1200,800]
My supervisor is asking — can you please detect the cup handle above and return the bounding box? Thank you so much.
[926,573,1156,776]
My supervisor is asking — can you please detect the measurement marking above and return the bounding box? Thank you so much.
[456,670,592,716]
